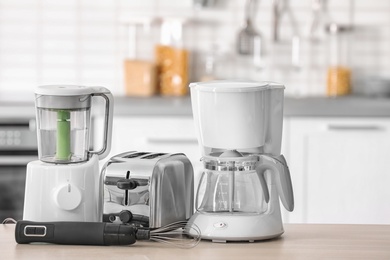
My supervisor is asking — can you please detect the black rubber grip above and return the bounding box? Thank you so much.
[15,221,137,246]
[117,179,138,190]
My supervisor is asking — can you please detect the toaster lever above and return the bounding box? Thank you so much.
[117,179,148,190]
[117,179,137,190]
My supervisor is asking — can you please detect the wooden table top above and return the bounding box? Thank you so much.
[1,223,390,260]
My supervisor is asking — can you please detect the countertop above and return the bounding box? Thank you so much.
[2,95,390,118]
[1,223,390,259]
[112,95,390,117]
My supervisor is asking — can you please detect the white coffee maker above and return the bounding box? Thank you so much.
[23,85,113,222]
[186,80,294,242]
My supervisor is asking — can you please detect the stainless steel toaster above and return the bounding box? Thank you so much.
[101,151,194,228]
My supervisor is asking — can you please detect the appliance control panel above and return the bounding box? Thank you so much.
[0,119,37,150]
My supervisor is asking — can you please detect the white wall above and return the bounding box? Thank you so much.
[0,0,389,97]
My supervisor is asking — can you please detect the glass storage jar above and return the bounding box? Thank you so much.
[326,23,352,97]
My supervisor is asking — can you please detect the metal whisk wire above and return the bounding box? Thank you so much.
[149,221,201,248]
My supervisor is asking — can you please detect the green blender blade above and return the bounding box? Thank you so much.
[56,110,71,161]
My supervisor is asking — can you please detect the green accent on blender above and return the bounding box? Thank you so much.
[56,110,71,161]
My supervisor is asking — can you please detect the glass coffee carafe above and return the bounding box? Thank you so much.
[197,153,269,214]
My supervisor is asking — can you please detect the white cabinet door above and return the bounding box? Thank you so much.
[283,117,390,224]
[94,115,203,183]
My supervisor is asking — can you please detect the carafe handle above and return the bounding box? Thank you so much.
[90,87,113,160]
[255,166,270,204]
[257,154,294,212]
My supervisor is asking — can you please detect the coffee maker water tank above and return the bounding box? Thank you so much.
[189,80,285,155]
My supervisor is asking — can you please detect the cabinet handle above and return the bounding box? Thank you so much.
[327,125,384,131]
[146,138,198,145]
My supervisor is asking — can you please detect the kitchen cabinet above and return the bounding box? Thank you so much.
[93,116,203,183]
[282,117,390,224]
[95,114,390,225]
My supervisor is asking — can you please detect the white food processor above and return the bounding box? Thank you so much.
[186,80,294,242]
[23,85,113,222]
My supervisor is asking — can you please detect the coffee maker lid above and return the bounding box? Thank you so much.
[189,80,284,93]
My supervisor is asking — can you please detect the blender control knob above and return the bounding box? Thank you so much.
[54,183,82,210]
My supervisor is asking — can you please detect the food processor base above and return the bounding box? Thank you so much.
[23,155,101,222]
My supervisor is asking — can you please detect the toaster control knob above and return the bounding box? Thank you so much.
[119,210,133,223]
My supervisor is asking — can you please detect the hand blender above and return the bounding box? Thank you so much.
[23,85,113,222]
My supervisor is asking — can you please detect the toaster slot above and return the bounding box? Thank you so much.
[123,152,151,158]
[141,153,167,159]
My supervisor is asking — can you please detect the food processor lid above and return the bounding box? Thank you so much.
[35,85,94,96]
[189,80,284,93]
[35,85,92,109]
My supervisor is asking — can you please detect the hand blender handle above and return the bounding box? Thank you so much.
[90,87,114,160]
[15,221,137,246]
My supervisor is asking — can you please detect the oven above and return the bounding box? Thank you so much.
[0,118,37,222]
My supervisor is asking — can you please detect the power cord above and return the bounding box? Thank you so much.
[2,218,17,224]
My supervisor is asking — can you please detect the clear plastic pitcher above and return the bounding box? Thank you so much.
[35,85,113,164]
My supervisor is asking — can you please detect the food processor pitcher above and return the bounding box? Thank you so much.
[35,85,113,163]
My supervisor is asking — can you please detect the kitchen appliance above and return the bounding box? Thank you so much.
[186,80,294,242]
[0,117,37,222]
[15,220,201,248]
[23,85,113,222]
[102,151,194,228]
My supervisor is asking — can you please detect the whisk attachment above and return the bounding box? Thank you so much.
[14,220,201,248]
[148,221,201,248]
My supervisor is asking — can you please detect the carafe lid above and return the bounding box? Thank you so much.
[203,152,259,171]
[189,80,284,93]
[219,150,244,157]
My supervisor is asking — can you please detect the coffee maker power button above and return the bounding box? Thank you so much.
[213,222,227,229]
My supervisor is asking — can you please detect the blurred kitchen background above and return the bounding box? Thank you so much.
[0,0,389,97]
[1,0,390,225]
